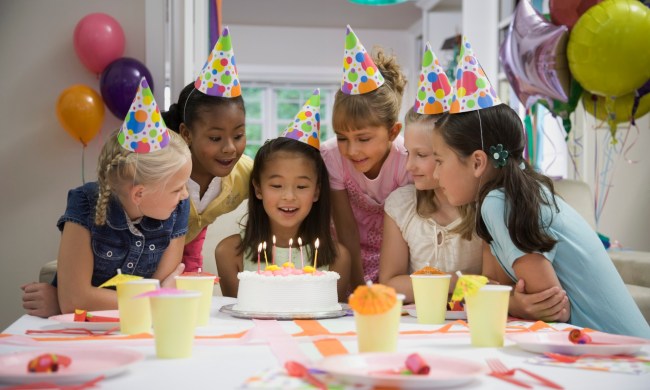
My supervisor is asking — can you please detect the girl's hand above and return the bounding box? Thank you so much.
[161,263,185,289]
[21,282,61,318]
[509,279,569,322]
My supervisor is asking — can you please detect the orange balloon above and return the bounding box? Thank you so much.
[56,85,104,146]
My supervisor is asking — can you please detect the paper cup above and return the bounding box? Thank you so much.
[149,291,201,359]
[175,274,217,326]
[116,279,160,334]
[465,285,512,347]
[353,294,404,353]
[410,274,451,324]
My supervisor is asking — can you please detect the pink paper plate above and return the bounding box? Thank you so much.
[49,310,120,331]
[316,352,485,388]
[0,348,143,384]
[403,304,467,320]
[508,331,650,356]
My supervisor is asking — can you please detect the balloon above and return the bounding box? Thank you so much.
[568,0,650,97]
[499,0,570,108]
[632,79,650,119]
[100,58,154,119]
[73,13,125,74]
[582,90,650,139]
[539,78,583,136]
[56,85,105,146]
[550,0,602,29]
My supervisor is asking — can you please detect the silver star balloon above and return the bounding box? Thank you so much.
[500,0,570,108]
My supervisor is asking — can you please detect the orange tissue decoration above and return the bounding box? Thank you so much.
[348,283,397,315]
[412,266,446,275]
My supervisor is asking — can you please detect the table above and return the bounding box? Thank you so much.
[1,297,648,389]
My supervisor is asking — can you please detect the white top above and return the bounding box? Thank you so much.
[384,185,483,274]
[187,176,222,213]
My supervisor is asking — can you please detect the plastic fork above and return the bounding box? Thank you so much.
[285,361,326,390]
[1,375,104,389]
[544,352,650,363]
[486,358,564,389]
[25,326,119,336]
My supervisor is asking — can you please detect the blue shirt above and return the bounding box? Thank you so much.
[53,182,189,287]
[482,188,650,338]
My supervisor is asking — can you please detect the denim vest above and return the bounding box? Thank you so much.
[52,182,189,287]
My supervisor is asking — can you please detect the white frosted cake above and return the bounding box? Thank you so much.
[234,269,341,313]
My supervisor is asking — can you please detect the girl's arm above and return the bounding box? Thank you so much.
[481,241,513,285]
[215,234,244,298]
[330,189,364,288]
[152,235,186,287]
[329,243,351,302]
[378,212,413,303]
[510,253,571,322]
[57,223,118,313]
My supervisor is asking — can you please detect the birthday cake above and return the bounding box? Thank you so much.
[234,266,341,313]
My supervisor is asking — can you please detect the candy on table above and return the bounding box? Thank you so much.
[73,309,119,322]
[411,266,447,276]
[569,329,592,344]
[348,282,397,315]
[405,353,430,375]
[27,353,72,373]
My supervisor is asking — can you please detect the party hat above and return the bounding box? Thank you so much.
[280,89,321,149]
[194,26,241,97]
[414,42,453,114]
[449,36,500,114]
[118,77,170,153]
[340,25,385,95]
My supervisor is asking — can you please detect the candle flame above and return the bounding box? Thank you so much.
[289,238,293,246]
[298,237,303,246]
[315,238,320,248]
[258,242,263,252]
[273,235,276,244]
[263,241,267,250]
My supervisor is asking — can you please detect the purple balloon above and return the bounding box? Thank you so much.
[499,0,570,108]
[100,57,154,119]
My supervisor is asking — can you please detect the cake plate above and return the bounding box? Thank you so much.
[220,304,349,320]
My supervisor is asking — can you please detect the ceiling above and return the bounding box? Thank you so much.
[222,0,425,30]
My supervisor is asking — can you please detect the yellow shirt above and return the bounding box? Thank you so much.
[185,154,253,242]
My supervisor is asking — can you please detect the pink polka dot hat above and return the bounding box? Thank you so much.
[414,42,453,114]
[450,36,500,114]
[118,77,170,154]
[280,89,321,149]
[194,26,241,98]
[340,25,385,95]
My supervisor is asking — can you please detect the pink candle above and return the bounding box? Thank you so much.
[257,243,263,273]
[272,235,276,265]
[298,237,304,269]
[288,238,293,266]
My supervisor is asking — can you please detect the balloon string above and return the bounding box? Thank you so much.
[81,145,86,184]
[621,124,640,165]
[541,111,558,173]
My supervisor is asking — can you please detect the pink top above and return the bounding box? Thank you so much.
[321,137,411,282]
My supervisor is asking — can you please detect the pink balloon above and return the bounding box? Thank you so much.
[73,13,125,74]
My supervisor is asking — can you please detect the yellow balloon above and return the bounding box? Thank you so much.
[568,0,650,97]
[56,85,104,146]
[582,90,650,139]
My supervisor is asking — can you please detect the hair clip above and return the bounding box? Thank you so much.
[519,161,526,170]
[488,144,509,168]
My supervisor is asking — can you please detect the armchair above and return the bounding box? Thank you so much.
[553,179,650,323]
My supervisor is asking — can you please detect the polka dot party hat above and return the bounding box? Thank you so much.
[414,42,453,114]
[118,77,170,154]
[280,89,321,149]
[450,36,500,114]
[341,25,385,95]
[194,26,241,98]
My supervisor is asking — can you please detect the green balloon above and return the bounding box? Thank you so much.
[539,79,583,136]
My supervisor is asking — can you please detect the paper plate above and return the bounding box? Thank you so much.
[0,348,143,384]
[508,331,650,356]
[403,304,467,320]
[49,310,120,331]
[316,352,485,388]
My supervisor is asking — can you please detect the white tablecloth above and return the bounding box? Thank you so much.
[1,297,648,389]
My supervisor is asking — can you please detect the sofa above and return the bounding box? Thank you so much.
[553,179,650,324]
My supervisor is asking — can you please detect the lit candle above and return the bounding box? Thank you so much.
[298,237,304,269]
[272,235,276,265]
[288,238,293,266]
[313,238,320,269]
[257,243,263,273]
[263,241,269,268]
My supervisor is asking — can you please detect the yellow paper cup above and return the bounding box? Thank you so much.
[149,291,200,359]
[116,279,160,335]
[465,285,512,347]
[410,274,451,324]
[175,275,217,326]
[353,294,404,352]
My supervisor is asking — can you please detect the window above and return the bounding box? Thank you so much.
[241,84,338,158]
